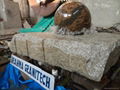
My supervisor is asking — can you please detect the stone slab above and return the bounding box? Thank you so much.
[13,0,29,19]
[0,0,22,29]
[9,32,120,81]
[10,33,51,62]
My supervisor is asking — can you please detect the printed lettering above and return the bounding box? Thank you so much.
[42,75,46,86]
[39,72,43,83]
[46,76,50,88]
[25,64,29,73]
[11,55,54,90]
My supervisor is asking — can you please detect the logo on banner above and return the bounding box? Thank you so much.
[10,55,55,90]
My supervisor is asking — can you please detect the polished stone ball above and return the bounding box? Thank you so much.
[54,1,91,32]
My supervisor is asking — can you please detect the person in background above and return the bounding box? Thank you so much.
[19,0,63,33]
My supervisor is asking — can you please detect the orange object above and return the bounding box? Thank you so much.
[28,0,60,17]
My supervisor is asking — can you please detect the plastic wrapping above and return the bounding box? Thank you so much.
[54,1,91,34]
[19,16,54,33]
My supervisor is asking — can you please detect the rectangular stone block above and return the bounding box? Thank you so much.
[27,33,44,62]
[44,39,70,70]
[44,33,120,81]
[15,34,28,56]
[9,32,120,81]
[0,0,22,29]
[10,33,52,62]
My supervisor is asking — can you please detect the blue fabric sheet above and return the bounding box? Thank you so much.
[0,64,67,90]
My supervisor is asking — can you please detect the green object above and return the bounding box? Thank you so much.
[19,16,54,33]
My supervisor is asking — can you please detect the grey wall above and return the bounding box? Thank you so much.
[72,0,120,28]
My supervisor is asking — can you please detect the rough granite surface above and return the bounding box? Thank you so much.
[10,32,120,81]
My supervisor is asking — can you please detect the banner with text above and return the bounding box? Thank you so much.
[10,55,55,90]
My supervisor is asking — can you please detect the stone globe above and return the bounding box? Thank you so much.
[54,1,91,32]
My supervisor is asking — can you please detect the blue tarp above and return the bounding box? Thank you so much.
[0,64,67,90]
